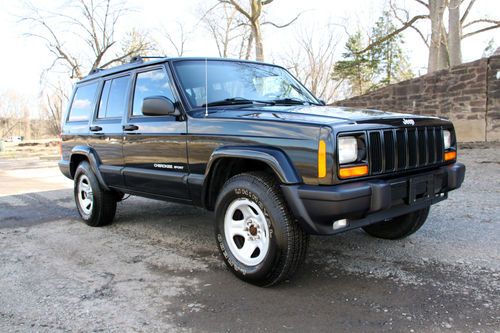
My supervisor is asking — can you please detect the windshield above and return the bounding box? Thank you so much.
[173,60,320,108]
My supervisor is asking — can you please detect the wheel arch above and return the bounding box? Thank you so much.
[69,146,110,191]
[202,146,301,210]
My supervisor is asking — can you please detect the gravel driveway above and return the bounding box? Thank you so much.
[0,146,499,332]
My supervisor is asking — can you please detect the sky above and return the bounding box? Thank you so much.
[0,0,498,108]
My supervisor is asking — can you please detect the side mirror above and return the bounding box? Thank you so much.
[319,99,326,106]
[142,96,179,116]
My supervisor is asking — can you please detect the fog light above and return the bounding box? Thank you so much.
[333,219,348,230]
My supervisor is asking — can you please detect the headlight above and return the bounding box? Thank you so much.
[338,136,358,164]
[443,130,451,150]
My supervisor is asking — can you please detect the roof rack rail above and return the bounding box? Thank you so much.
[129,55,167,63]
[88,67,103,75]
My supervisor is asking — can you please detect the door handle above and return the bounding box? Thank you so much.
[123,124,139,131]
[89,125,102,132]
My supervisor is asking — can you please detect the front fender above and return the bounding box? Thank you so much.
[205,146,301,184]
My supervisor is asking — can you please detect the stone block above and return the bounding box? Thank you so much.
[452,119,486,142]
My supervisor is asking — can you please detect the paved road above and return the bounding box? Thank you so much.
[0,149,499,332]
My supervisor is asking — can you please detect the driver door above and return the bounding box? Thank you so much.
[122,65,190,200]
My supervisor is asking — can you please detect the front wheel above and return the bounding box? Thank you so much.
[214,172,308,287]
[362,207,430,240]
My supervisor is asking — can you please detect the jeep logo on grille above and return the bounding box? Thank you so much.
[403,119,415,126]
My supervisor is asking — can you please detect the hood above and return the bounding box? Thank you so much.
[191,105,442,126]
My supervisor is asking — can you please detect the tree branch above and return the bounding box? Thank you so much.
[357,14,429,54]
[222,0,252,21]
[262,12,301,28]
[390,0,429,47]
[462,23,500,38]
[463,18,500,29]
[413,0,429,9]
[460,0,476,24]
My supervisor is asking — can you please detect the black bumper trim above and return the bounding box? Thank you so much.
[281,163,465,235]
[58,160,71,179]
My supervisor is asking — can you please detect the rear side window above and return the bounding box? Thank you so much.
[68,83,98,122]
[97,76,130,119]
[132,69,176,116]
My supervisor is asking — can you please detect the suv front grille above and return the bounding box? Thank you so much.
[367,127,445,175]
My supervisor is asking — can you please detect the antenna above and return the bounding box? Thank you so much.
[205,57,208,117]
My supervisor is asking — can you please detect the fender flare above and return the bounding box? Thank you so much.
[205,146,301,184]
[201,146,301,208]
[70,146,110,191]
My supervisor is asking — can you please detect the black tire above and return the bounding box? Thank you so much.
[74,161,117,227]
[362,207,430,240]
[214,172,309,287]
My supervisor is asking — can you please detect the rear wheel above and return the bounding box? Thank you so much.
[214,172,309,287]
[362,207,430,240]
[74,161,117,227]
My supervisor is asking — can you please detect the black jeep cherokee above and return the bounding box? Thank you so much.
[59,57,465,286]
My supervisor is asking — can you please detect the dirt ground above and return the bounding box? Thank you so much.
[0,146,499,332]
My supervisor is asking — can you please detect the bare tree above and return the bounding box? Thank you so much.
[217,0,301,61]
[281,26,343,103]
[201,2,250,58]
[21,0,153,79]
[363,0,500,72]
[158,22,190,57]
[0,92,27,139]
[42,82,69,136]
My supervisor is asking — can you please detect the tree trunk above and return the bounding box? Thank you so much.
[245,33,254,60]
[428,0,447,73]
[252,21,264,61]
[438,24,450,70]
[448,0,462,67]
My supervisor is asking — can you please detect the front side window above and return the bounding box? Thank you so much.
[173,60,319,108]
[132,68,176,116]
[97,76,130,119]
[68,82,98,122]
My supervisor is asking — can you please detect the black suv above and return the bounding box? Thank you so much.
[59,57,465,286]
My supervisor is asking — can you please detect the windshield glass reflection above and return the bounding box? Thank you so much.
[173,60,319,108]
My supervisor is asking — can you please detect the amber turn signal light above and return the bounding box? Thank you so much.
[339,165,369,179]
[318,140,327,178]
[444,151,457,161]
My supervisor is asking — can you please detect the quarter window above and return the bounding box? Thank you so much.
[132,69,176,116]
[97,76,129,119]
[68,83,98,122]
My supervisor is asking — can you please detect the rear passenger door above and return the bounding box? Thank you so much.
[62,82,99,156]
[122,65,189,200]
[88,74,130,187]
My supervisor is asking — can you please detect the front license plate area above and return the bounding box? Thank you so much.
[407,174,434,206]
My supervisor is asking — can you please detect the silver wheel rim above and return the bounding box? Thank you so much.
[224,198,270,266]
[77,175,93,215]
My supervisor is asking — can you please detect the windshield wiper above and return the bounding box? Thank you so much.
[202,97,275,107]
[271,98,320,105]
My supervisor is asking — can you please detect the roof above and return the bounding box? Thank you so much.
[77,56,276,84]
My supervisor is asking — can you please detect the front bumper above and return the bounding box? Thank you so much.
[281,163,465,235]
